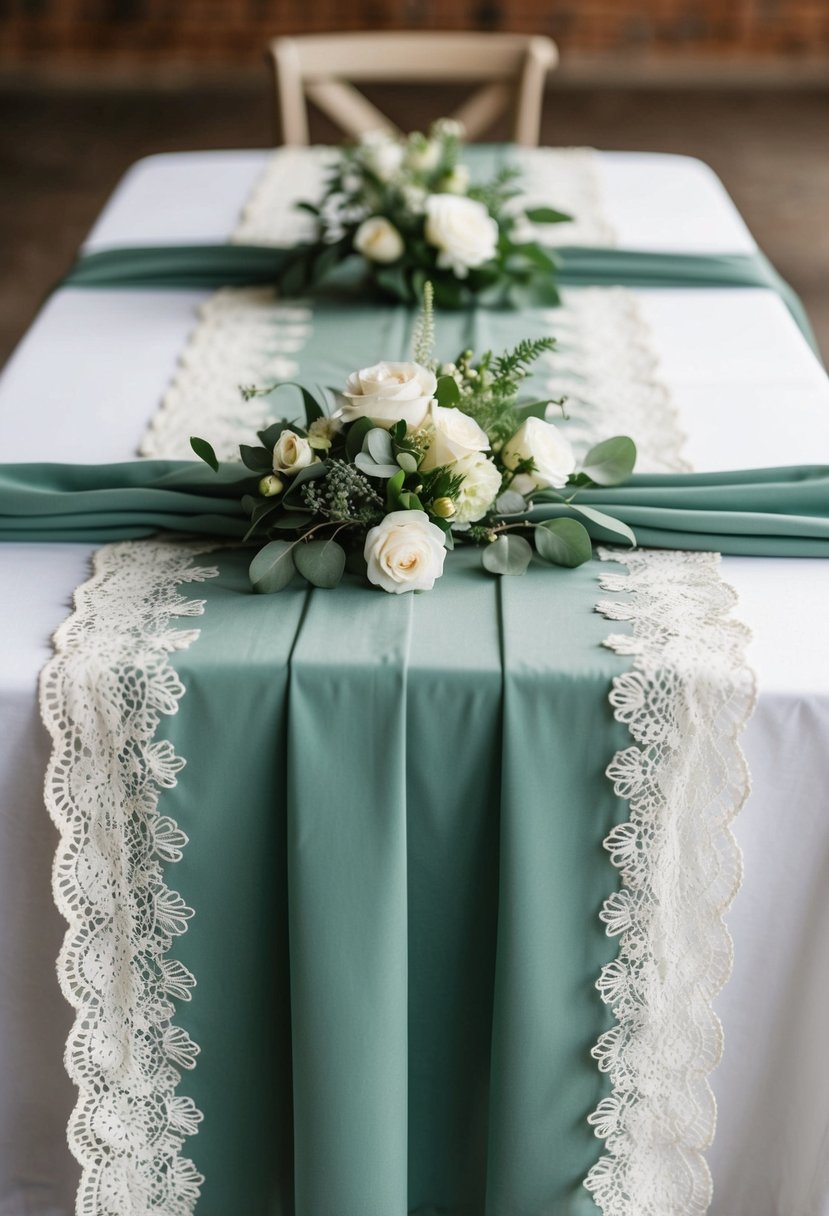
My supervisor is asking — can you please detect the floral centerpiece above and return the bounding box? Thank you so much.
[191,287,637,595]
[278,119,571,308]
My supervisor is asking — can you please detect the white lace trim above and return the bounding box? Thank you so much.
[586,548,756,1216]
[544,289,690,474]
[233,146,337,247]
[40,539,221,1216]
[140,289,313,460]
[513,147,617,246]
[141,286,686,472]
[233,146,616,249]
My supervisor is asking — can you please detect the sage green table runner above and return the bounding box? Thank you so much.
[62,242,820,358]
[2,460,828,555]
[151,546,628,1215]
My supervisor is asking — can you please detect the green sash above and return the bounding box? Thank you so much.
[2,459,828,556]
[61,242,821,358]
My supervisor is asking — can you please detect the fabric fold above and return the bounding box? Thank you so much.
[2,460,828,557]
[286,588,413,1215]
[60,242,820,356]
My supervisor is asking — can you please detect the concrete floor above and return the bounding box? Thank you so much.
[1,82,828,368]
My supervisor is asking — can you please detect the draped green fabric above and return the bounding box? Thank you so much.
[61,241,821,357]
[156,545,629,1216]
[2,459,828,556]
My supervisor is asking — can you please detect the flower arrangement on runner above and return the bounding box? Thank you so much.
[191,286,637,595]
[277,119,571,307]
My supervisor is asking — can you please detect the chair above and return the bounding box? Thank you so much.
[269,31,558,147]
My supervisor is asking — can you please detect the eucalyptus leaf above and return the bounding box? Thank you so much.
[569,504,636,547]
[345,417,376,461]
[495,490,527,515]
[534,518,593,568]
[239,444,274,473]
[300,387,325,426]
[189,436,219,472]
[396,451,418,473]
[482,534,533,576]
[243,500,283,542]
[271,511,314,531]
[294,538,346,589]
[354,453,400,479]
[524,206,572,224]
[435,375,460,407]
[581,436,637,487]
[386,468,406,511]
[515,399,555,422]
[249,540,296,593]
[366,428,394,464]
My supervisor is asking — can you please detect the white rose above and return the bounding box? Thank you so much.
[501,416,576,492]
[424,194,498,278]
[341,361,436,430]
[440,164,470,195]
[406,136,441,173]
[452,453,502,523]
[272,429,318,475]
[353,216,404,264]
[359,132,405,181]
[420,404,490,471]
[364,510,447,594]
[431,117,465,140]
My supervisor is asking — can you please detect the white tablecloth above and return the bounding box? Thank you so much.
[1,151,828,1216]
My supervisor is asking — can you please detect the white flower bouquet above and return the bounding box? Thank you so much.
[277,119,572,308]
[191,288,637,595]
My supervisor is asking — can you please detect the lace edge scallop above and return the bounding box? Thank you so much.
[585,547,757,1216]
[39,539,221,1216]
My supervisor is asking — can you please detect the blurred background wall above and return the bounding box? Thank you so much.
[1,0,828,81]
[1,1,828,367]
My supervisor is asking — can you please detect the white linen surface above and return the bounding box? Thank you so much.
[1,151,828,1216]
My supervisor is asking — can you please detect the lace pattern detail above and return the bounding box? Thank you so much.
[545,289,691,474]
[233,146,615,249]
[40,539,221,1216]
[586,548,756,1215]
[140,289,312,460]
[513,147,617,246]
[141,286,686,472]
[233,146,337,247]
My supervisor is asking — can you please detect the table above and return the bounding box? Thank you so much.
[1,150,829,1216]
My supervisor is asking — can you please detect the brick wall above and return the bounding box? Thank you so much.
[1,0,828,70]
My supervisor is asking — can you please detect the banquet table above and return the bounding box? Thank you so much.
[1,148,829,1216]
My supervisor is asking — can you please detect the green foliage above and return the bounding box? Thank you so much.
[294,538,346,588]
[482,534,533,576]
[190,436,219,472]
[580,437,638,487]
[534,519,593,567]
[249,541,296,593]
[299,460,383,524]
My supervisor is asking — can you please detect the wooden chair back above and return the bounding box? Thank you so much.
[269,31,557,147]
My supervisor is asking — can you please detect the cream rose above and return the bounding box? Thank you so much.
[341,361,436,430]
[353,216,404,264]
[424,194,498,278]
[359,132,405,181]
[364,510,447,594]
[272,429,317,475]
[440,164,470,195]
[501,416,576,493]
[452,453,503,523]
[420,404,490,471]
